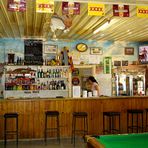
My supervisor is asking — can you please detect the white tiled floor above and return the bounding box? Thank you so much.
[0,137,87,148]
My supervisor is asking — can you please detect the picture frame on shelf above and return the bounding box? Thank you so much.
[124,47,134,55]
[90,47,103,55]
[44,44,57,54]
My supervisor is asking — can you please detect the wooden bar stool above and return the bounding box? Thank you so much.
[127,109,143,133]
[44,111,60,144]
[71,112,88,146]
[4,113,19,146]
[103,112,120,134]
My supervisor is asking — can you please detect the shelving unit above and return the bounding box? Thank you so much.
[4,65,71,99]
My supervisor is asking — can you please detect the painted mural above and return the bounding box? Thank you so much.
[0,38,140,64]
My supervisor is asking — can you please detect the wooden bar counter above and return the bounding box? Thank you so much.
[0,96,148,140]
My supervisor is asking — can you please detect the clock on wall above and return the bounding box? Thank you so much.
[76,43,88,52]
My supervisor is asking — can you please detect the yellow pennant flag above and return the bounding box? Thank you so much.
[36,0,54,13]
[88,3,105,16]
[137,6,148,18]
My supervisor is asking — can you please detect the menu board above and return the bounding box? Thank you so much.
[24,40,43,65]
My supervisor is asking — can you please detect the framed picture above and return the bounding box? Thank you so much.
[44,44,57,53]
[124,47,134,55]
[114,61,121,66]
[90,47,103,55]
[122,60,128,66]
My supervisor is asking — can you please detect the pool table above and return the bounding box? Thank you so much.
[86,133,148,148]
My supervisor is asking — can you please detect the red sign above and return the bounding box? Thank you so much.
[62,2,80,15]
[113,5,129,17]
[7,0,26,12]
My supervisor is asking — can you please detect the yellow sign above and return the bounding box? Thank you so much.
[88,3,105,16]
[137,6,148,18]
[36,0,54,13]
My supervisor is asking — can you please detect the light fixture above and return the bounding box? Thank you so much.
[93,21,110,34]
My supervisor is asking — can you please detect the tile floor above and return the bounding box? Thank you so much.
[0,137,87,148]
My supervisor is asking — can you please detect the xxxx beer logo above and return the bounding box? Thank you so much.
[88,3,105,16]
[89,7,103,12]
[38,4,53,8]
[137,6,148,17]
[138,9,148,14]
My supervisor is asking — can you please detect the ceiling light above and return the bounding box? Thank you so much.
[100,33,105,37]
[93,22,110,34]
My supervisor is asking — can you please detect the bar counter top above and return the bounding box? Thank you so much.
[0,95,148,101]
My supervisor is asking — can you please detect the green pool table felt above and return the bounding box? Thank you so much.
[96,133,148,148]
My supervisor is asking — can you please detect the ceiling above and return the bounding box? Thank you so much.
[0,0,148,42]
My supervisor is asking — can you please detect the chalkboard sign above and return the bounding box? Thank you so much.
[24,40,43,65]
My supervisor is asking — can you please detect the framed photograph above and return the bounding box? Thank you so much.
[114,61,121,66]
[44,44,57,53]
[122,60,128,66]
[90,47,103,55]
[124,47,134,55]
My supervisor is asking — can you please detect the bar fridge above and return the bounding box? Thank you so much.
[112,70,145,96]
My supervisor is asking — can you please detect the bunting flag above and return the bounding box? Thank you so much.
[36,0,54,13]
[137,6,148,18]
[113,5,129,17]
[88,3,105,16]
[7,0,26,12]
[62,2,80,15]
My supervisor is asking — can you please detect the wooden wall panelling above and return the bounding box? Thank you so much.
[0,97,148,140]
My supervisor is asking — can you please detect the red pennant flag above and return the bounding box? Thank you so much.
[7,0,26,12]
[62,2,80,15]
[113,5,129,17]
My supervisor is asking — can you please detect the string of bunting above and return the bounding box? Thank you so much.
[6,0,148,18]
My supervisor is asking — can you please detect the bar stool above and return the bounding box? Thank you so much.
[4,113,19,146]
[44,111,60,144]
[127,109,143,133]
[103,112,120,134]
[71,112,88,146]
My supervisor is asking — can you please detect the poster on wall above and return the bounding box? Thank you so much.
[7,0,26,12]
[103,57,112,74]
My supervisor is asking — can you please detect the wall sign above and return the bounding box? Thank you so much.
[44,44,57,53]
[76,43,88,52]
[90,47,103,55]
[72,77,80,86]
[124,47,134,55]
[103,57,112,74]
[24,40,43,65]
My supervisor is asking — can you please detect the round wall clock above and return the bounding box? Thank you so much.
[76,43,88,52]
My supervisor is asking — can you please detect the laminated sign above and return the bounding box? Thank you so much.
[113,5,129,17]
[88,3,105,16]
[36,0,54,13]
[62,2,80,15]
[7,0,26,12]
[137,6,148,18]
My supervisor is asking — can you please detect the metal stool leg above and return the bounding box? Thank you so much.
[16,116,18,146]
[57,115,60,144]
[44,114,47,144]
[142,113,143,132]
[4,117,7,146]
[137,113,138,133]
[103,114,105,134]
[119,114,120,133]
[71,115,74,144]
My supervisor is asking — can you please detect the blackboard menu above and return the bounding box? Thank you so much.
[24,40,43,65]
